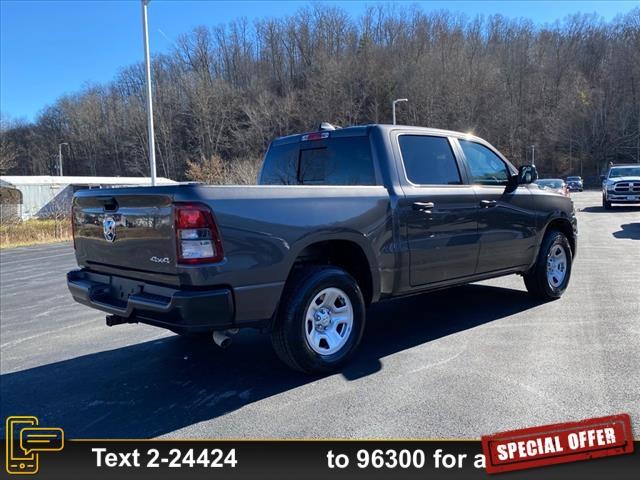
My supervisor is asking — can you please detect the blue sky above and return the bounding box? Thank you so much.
[1,0,637,121]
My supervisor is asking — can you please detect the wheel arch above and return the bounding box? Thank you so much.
[284,236,378,307]
[542,215,576,257]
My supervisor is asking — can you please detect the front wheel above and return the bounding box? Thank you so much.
[523,230,573,300]
[603,194,612,209]
[271,266,366,373]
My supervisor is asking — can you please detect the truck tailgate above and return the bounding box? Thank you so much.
[73,192,177,274]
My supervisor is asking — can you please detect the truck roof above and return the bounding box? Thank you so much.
[271,124,486,146]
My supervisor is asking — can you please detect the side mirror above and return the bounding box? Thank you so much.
[517,165,538,185]
[600,175,605,181]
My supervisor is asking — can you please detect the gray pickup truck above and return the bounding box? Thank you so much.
[68,124,577,373]
[601,163,640,209]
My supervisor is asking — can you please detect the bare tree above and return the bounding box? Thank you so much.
[0,113,19,173]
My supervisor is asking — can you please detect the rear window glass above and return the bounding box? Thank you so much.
[260,136,376,186]
[260,142,299,185]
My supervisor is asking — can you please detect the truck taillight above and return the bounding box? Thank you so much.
[301,131,330,141]
[174,203,224,264]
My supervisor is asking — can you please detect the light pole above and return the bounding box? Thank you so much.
[141,0,157,186]
[58,142,68,176]
[392,98,408,125]
[530,145,536,166]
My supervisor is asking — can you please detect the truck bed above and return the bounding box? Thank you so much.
[72,183,391,324]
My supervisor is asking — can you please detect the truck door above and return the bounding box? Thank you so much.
[395,134,480,286]
[455,139,537,273]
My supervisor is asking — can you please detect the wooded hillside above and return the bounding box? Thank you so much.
[1,5,639,183]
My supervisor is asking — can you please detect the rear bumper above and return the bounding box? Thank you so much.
[67,269,235,333]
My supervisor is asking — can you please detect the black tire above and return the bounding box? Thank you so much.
[523,230,573,300]
[603,194,612,209]
[271,266,366,373]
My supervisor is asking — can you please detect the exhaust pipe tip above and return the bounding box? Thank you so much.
[212,330,232,349]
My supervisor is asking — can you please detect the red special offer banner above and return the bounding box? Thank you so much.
[481,413,634,474]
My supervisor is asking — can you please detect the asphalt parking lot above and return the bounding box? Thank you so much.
[1,190,638,439]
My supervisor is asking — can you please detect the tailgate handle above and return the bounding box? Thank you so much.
[97,196,119,211]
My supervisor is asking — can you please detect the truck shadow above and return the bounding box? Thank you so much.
[581,206,640,213]
[0,284,540,438]
[612,223,640,240]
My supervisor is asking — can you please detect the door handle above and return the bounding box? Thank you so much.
[480,200,498,208]
[412,201,435,212]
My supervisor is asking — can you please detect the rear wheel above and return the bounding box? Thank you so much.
[524,230,573,300]
[271,266,365,373]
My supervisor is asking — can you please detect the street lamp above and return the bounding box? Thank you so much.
[141,0,157,186]
[530,145,536,166]
[392,98,408,125]
[58,142,69,176]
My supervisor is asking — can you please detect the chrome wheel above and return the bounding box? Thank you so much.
[546,244,567,289]
[304,287,353,355]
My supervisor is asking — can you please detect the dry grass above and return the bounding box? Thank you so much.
[186,155,261,185]
[0,219,72,249]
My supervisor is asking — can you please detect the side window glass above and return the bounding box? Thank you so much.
[459,140,509,186]
[398,135,462,185]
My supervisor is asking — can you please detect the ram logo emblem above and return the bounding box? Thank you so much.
[102,217,117,242]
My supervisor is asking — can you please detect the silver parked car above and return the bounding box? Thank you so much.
[536,178,569,197]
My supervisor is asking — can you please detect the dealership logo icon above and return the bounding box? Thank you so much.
[103,217,117,242]
[6,416,64,475]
